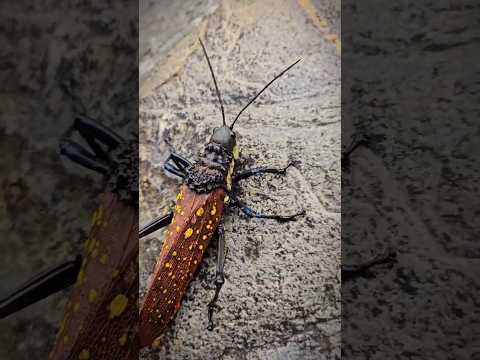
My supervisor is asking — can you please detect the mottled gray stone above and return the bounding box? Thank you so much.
[342,1,480,359]
[140,0,340,359]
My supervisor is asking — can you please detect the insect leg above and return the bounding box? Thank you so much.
[232,195,305,222]
[163,152,192,179]
[342,134,369,165]
[73,115,123,152]
[139,212,173,238]
[168,152,192,170]
[164,163,187,178]
[207,224,226,331]
[59,139,110,174]
[233,161,297,183]
[342,247,396,280]
[0,256,82,318]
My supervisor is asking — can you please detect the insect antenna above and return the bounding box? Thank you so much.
[230,59,301,129]
[199,38,226,126]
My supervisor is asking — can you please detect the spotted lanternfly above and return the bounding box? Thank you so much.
[0,117,139,359]
[138,39,305,348]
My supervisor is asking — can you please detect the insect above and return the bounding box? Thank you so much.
[138,39,305,348]
[0,116,139,359]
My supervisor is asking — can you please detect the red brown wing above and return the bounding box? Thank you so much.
[139,185,227,347]
[49,192,139,360]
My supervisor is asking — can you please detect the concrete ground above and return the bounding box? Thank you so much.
[139,0,340,359]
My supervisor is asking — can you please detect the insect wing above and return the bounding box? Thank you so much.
[139,185,226,347]
[49,192,139,360]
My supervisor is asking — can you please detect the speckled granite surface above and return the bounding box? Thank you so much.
[139,0,340,359]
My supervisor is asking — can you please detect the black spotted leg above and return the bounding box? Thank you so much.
[164,152,192,179]
[139,212,174,239]
[59,115,122,174]
[0,256,82,319]
[231,194,305,222]
[342,247,396,281]
[231,162,304,221]
[233,161,297,183]
[207,224,226,331]
[342,134,369,166]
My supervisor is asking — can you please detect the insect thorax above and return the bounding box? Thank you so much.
[185,143,233,193]
[105,135,139,205]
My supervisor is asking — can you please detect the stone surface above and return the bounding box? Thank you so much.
[342,1,480,359]
[139,0,340,359]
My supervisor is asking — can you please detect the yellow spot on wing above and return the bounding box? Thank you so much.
[86,238,96,255]
[100,254,108,264]
[76,268,86,287]
[211,206,217,216]
[109,294,128,319]
[184,228,193,238]
[165,262,172,268]
[176,225,180,232]
[91,209,98,226]
[202,235,208,240]
[176,191,184,201]
[96,206,103,225]
[79,349,90,359]
[59,317,66,335]
[199,244,204,250]
[88,289,97,302]
[172,251,177,256]
[224,195,230,204]
[175,204,182,213]
[119,334,127,346]
[196,207,204,217]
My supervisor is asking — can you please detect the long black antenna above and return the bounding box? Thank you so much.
[230,59,301,129]
[199,38,226,126]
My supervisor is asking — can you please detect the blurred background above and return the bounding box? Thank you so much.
[0,1,137,358]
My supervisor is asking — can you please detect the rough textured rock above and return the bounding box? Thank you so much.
[139,0,340,359]
[342,1,480,359]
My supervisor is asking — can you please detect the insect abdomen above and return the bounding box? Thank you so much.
[139,185,226,347]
